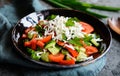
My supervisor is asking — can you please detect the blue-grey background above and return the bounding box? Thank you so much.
[0,0,120,76]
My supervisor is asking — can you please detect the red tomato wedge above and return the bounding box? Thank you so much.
[80,21,94,34]
[85,46,98,56]
[64,45,78,58]
[59,59,75,65]
[36,40,45,48]
[57,40,65,46]
[30,39,37,50]
[40,35,52,43]
[24,41,31,47]
[48,53,64,63]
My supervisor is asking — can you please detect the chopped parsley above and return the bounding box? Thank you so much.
[83,35,93,46]
[46,14,57,20]
[68,37,82,46]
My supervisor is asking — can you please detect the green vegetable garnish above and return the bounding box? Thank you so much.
[31,53,41,60]
[72,17,80,22]
[65,18,75,26]
[27,48,41,60]
[47,14,57,20]
[83,35,93,46]
[35,24,45,36]
[27,48,35,54]
[62,33,67,40]
[69,37,82,46]
[65,17,80,26]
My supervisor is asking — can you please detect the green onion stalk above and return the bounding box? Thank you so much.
[44,0,120,19]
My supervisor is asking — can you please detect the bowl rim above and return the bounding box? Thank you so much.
[11,8,112,69]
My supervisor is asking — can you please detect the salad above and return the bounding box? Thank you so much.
[21,15,102,65]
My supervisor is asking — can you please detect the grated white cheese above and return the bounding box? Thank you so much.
[43,15,85,41]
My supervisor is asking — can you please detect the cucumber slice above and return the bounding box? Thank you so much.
[91,39,99,47]
[48,46,61,55]
[61,49,69,55]
[76,51,87,61]
[41,52,50,62]
[45,40,56,48]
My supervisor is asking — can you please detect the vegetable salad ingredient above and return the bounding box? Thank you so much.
[49,53,64,63]
[45,0,120,19]
[21,14,103,65]
[80,21,94,34]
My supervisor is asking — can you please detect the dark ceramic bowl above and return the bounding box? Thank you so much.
[12,9,112,69]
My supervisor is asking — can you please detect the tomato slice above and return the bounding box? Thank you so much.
[59,59,75,65]
[36,40,45,48]
[40,35,52,43]
[30,39,37,50]
[57,40,65,46]
[85,46,98,56]
[24,41,31,47]
[48,53,64,63]
[64,45,78,58]
[80,21,94,34]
